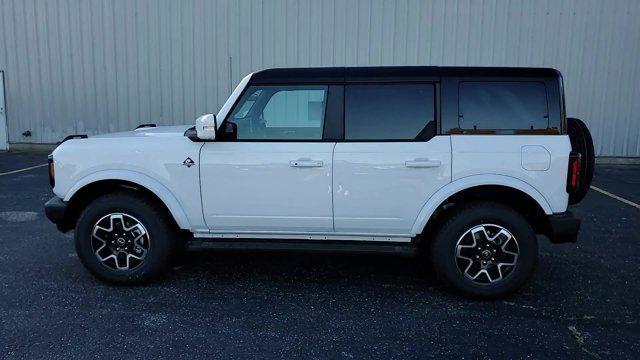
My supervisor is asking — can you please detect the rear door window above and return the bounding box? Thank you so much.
[459,81,548,130]
[345,84,436,140]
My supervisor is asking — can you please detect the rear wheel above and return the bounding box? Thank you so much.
[74,192,176,284]
[567,117,595,204]
[430,202,538,298]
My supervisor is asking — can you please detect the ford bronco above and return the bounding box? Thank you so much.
[44,66,594,298]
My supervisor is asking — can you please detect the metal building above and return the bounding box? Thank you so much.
[0,0,639,156]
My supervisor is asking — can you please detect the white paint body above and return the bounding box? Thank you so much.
[199,142,335,232]
[333,138,452,235]
[52,126,204,230]
[51,74,572,241]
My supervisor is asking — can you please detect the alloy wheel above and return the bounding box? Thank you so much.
[91,213,150,271]
[455,224,519,284]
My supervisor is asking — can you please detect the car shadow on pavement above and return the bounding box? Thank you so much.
[166,250,442,290]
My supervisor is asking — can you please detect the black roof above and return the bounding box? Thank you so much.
[249,66,561,84]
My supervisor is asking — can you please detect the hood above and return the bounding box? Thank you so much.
[90,125,192,139]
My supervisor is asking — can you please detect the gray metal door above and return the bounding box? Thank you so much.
[0,72,7,150]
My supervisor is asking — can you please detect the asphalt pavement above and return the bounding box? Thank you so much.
[0,151,638,359]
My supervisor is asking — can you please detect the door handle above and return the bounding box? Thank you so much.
[290,159,323,168]
[405,159,441,168]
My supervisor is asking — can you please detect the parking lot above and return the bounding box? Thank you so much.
[0,151,638,359]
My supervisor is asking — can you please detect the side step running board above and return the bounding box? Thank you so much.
[186,239,419,256]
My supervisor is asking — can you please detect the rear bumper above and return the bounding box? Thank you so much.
[546,211,581,244]
[44,196,70,232]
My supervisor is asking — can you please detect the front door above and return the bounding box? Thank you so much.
[200,84,335,233]
[0,72,7,150]
[333,83,452,235]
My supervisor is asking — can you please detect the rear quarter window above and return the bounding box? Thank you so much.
[459,81,549,130]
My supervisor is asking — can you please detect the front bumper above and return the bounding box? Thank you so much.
[44,196,70,232]
[546,211,581,243]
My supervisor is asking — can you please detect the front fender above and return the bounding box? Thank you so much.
[63,169,191,230]
[410,174,553,235]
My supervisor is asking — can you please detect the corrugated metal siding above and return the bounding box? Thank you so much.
[0,0,639,156]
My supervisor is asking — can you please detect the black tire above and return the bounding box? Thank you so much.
[567,117,594,204]
[430,202,538,299]
[74,191,176,285]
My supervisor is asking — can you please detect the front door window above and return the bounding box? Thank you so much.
[229,85,328,140]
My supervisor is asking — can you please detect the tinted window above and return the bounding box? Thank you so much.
[229,85,327,140]
[459,81,548,130]
[345,84,435,140]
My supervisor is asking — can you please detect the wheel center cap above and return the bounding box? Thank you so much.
[481,250,492,259]
[116,238,126,246]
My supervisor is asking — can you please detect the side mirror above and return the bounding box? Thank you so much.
[195,114,217,140]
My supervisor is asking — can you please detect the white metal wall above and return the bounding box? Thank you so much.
[0,0,639,156]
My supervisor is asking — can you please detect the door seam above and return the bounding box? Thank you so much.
[331,142,337,232]
[197,142,207,228]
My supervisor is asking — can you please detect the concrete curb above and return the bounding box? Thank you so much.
[595,157,640,165]
[3,143,57,152]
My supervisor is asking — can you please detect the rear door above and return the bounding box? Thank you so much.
[333,83,451,235]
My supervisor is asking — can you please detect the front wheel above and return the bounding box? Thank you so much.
[430,202,538,298]
[74,192,176,285]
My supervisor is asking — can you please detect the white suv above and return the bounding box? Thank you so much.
[45,67,593,298]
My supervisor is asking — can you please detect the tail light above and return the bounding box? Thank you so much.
[48,154,55,188]
[566,151,581,193]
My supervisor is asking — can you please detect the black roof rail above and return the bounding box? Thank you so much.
[135,123,157,130]
[249,66,562,84]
